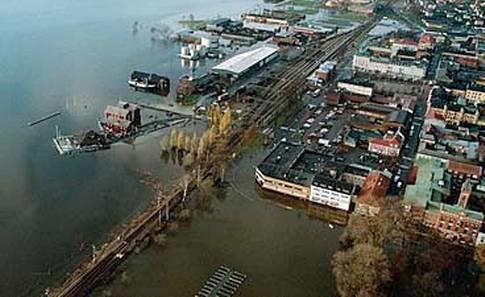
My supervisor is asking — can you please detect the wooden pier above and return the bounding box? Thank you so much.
[195,266,247,297]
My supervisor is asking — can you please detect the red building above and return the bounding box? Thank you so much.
[355,171,392,216]
[368,130,403,157]
[103,102,141,136]
[418,34,436,51]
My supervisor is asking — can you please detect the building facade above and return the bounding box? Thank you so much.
[337,80,373,97]
[368,131,403,157]
[352,55,427,81]
[255,167,309,200]
[310,174,354,211]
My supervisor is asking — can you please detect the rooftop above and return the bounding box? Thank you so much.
[404,158,485,221]
[212,46,278,76]
[357,171,391,207]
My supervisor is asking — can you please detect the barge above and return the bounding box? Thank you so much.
[53,128,110,155]
[128,71,170,94]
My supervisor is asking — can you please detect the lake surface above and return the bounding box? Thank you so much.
[0,1,261,296]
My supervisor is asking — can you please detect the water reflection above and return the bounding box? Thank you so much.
[255,185,349,226]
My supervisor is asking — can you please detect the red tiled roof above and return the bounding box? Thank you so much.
[419,34,436,45]
[358,171,391,207]
[395,39,418,46]
[407,165,418,184]
[448,160,482,178]
[369,134,401,148]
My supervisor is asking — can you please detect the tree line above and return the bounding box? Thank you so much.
[331,203,484,297]
[160,105,233,181]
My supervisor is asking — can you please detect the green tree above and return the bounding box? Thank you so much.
[332,243,391,297]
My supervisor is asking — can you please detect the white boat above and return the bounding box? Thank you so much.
[127,80,157,89]
[328,223,335,229]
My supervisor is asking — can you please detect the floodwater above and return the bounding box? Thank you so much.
[100,151,344,297]
[0,1,261,296]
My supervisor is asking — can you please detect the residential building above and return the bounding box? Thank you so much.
[427,88,482,126]
[103,102,141,136]
[465,84,485,102]
[404,158,485,246]
[352,54,427,81]
[418,33,437,51]
[368,130,404,157]
[355,171,392,216]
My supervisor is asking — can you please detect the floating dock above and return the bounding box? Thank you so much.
[195,266,247,297]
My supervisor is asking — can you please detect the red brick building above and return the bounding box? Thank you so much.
[368,130,403,157]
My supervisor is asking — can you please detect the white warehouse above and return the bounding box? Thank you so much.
[212,46,279,79]
[352,54,427,81]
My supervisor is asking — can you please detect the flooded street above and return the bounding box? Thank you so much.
[102,151,344,297]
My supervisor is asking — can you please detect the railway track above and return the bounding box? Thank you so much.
[250,18,379,128]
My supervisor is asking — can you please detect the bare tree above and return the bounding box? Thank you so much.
[332,243,391,297]
[340,203,406,249]
[177,130,185,151]
[219,108,232,136]
[184,134,191,152]
[160,134,170,152]
[190,132,198,153]
[169,128,178,149]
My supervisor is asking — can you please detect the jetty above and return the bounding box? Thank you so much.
[28,111,61,127]
[53,101,192,155]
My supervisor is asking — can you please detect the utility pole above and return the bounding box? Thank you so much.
[183,176,188,203]
[91,245,97,264]
[157,193,162,226]
[165,201,170,221]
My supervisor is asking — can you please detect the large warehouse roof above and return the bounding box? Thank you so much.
[212,46,278,76]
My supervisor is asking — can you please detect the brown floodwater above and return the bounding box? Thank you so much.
[99,151,346,297]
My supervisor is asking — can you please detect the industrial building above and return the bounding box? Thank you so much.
[255,142,370,211]
[212,46,279,79]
